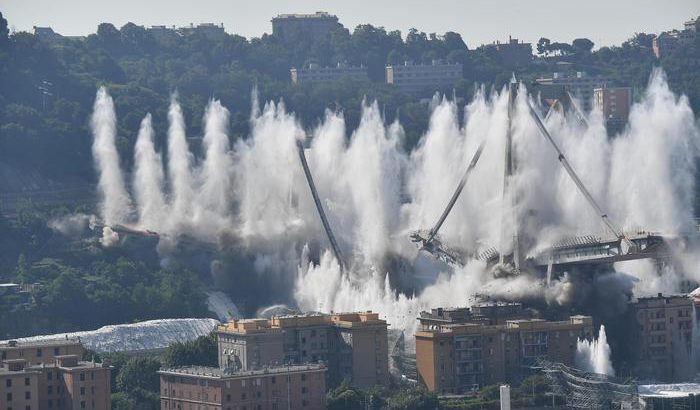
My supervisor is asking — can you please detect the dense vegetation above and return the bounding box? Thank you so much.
[1,10,700,338]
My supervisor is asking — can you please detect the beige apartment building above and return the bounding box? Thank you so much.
[416,315,593,394]
[216,312,389,389]
[159,364,326,410]
[0,339,111,410]
[0,339,84,364]
[630,294,694,381]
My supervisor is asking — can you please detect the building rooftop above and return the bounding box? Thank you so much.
[274,12,336,20]
[218,311,385,332]
[159,364,326,379]
[0,338,82,349]
[417,315,592,336]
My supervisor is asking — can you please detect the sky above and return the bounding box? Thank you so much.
[2,0,699,48]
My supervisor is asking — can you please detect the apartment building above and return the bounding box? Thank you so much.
[291,63,369,84]
[216,312,389,389]
[593,86,632,134]
[386,61,463,96]
[419,303,533,329]
[0,339,84,364]
[535,71,614,111]
[630,294,694,381]
[328,313,389,389]
[0,353,111,410]
[272,12,341,42]
[416,315,593,394]
[159,364,326,410]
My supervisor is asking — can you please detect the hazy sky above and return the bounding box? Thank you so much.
[2,0,699,48]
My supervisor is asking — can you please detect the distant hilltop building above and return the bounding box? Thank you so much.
[653,16,698,58]
[291,63,369,84]
[272,12,342,42]
[490,36,533,67]
[33,26,84,43]
[386,60,463,96]
[177,23,226,41]
[148,25,180,42]
[33,26,63,42]
[415,304,593,394]
[0,339,111,409]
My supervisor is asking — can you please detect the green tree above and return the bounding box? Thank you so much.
[162,333,218,368]
[572,38,595,53]
[536,37,551,55]
[116,356,161,393]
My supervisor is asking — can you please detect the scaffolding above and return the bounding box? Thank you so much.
[538,360,641,410]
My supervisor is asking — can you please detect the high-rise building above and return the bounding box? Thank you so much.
[216,312,389,389]
[159,364,326,410]
[415,314,593,394]
[271,12,342,42]
[291,63,369,84]
[386,61,463,96]
[630,294,694,381]
[0,340,111,410]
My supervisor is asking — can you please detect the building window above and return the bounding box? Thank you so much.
[80,401,85,409]
[271,377,276,384]
[91,373,94,380]
[6,379,11,387]
[80,387,85,395]
[25,392,30,400]
[48,372,53,381]
[24,378,30,386]
[54,347,60,356]
[36,349,42,357]
[7,392,12,401]
[80,372,85,381]
[48,400,53,408]
[48,386,53,394]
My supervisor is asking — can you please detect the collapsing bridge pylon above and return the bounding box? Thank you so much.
[296,139,346,272]
[410,75,668,276]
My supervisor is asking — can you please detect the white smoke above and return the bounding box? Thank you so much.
[576,324,615,376]
[48,213,92,237]
[91,87,132,227]
[86,70,699,334]
[133,114,167,230]
[166,95,195,234]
